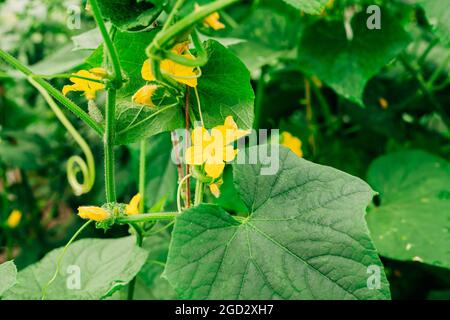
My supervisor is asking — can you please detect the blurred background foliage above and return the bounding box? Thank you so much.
[0,0,449,299]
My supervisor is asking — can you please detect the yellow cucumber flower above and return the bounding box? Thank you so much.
[125,193,141,215]
[195,3,225,30]
[141,43,198,87]
[185,116,250,179]
[6,209,22,229]
[280,131,303,157]
[78,206,110,222]
[378,97,389,109]
[62,68,106,100]
[209,180,223,198]
[132,85,158,107]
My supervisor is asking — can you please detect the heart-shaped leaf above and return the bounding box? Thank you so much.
[164,145,390,299]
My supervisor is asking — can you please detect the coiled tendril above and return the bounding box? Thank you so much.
[28,76,95,196]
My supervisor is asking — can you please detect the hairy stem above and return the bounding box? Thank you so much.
[104,89,117,202]
[146,0,238,57]
[89,0,123,87]
[194,180,204,205]
[117,212,180,224]
[139,140,146,213]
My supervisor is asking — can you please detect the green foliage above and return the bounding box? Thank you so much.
[2,237,148,300]
[0,261,17,297]
[230,5,302,72]
[96,0,162,31]
[115,99,184,145]
[1,0,449,302]
[298,11,410,105]
[164,146,390,299]
[366,150,450,270]
[137,233,178,299]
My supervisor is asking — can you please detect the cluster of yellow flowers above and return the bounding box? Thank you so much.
[62,68,107,100]
[62,6,225,106]
[132,42,198,107]
[186,116,250,197]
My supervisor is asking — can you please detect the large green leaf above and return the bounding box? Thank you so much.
[164,145,390,299]
[0,261,17,297]
[298,11,410,105]
[96,0,162,31]
[115,99,183,145]
[2,237,148,300]
[366,150,450,270]
[192,40,255,129]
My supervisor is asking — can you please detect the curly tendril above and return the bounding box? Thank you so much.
[28,76,95,196]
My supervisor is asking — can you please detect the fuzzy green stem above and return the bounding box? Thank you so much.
[117,212,180,224]
[162,29,208,67]
[162,0,186,31]
[89,0,123,87]
[194,180,204,205]
[34,73,105,84]
[146,0,238,57]
[0,49,104,136]
[104,89,117,202]
[139,140,146,213]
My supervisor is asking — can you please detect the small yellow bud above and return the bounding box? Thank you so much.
[209,183,221,198]
[7,209,22,229]
[78,206,110,222]
[379,97,389,109]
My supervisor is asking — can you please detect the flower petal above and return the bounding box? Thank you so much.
[281,131,303,157]
[6,209,22,229]
[191,126,212,147]
[125,193,141,215]
[209,183,221,198]
[141,59,155,81]
[185,146,205,165]
[78,206,110,221]
[162,59,198,87]
[204,160,225,179]
[132,85,157,107]
[223,145,238,162]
